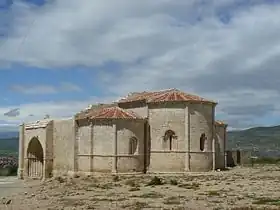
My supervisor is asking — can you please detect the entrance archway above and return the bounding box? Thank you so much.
[27,137,44,178]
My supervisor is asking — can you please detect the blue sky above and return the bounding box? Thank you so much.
[1,0,280,131]
[1,65,105,103]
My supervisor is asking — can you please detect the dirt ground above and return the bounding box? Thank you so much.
[1,165,280,210]
[0,177,27,198]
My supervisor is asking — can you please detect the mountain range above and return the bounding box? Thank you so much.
[227,125,280,157]
[1,125,280,157]
[0,131,18,139]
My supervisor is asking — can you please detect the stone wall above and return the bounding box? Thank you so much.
[116,120,145,173]
[45,121,54,178]
[226,150,252,167]
[19,98,226,178]
[77,120,93,172]
[23,125,47,179]
[52,119,76,176]
[214,124,226,169]
[92,121,114,173]
[148,102,186,172]
[189,103,215,172]
[121,101,216,173]
[76,119,146,174]
[20,119,54,179]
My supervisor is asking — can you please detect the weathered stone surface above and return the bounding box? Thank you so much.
[18,90,227,179]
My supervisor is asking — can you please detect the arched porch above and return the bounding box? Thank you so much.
[26,137,44,178]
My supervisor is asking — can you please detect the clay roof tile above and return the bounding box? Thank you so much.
[75,103,117,120]
[118,88,216,104]
[90,106,142,120]
[215,120,228,126]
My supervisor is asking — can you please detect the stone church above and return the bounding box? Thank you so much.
[17,88,227,179]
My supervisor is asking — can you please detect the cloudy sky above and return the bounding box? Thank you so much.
[0,0,280,131]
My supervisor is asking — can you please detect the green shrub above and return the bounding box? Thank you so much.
[169,179,178,185]
[0,167,17,176]
[253,157,280,164]
[146,176,163,186]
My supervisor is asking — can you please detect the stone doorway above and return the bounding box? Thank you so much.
[27,137,44,179]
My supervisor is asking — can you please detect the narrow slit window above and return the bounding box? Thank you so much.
[164,130,176,150]
[200,133,206,151]
[129,137,138,154]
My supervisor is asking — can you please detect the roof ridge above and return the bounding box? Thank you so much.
[117,89,216,104]
[152,88,179,93]
[89,106,142,120]
[215,120,228,126]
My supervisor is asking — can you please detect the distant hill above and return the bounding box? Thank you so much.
[0,131,18,139]
[0,137,18,155]
[0,131,19,155]
[227,125,280,157]
[0,125,280,157]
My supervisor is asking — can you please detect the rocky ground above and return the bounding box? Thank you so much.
[0,156,18,168]
[1,165,280,210]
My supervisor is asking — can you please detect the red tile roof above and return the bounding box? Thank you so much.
[118,88,216,104]
[75,103,117,120]
[215,120,228,126]
[90,107,142,120]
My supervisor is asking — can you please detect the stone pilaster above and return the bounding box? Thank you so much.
[212,105,216,170]
[90,122,94,172]
[184,105,190,171]
[24,158,29,178]
[112,123,117,173]
[18,124,25,179]
[224,125,228,168]
[43,158,53,179]
[212,138,216,170]
[73,120,79,174]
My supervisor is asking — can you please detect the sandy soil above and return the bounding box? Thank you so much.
[1,165,280,210]
[0,177,27,198]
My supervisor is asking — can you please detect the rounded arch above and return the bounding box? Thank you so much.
[164,130,176,150]
[165,130,175,137]
[27,137,44,178]
[129,137,138,155]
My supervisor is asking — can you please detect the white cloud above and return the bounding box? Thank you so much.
[0,0,239,67]
[1,0,280,129]
[0,95,116,127]
[10,82,82,94]
[10,84,57,94]
[60,82,81,92]
[4,108,20,117]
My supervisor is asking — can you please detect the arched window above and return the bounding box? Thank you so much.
[164,130,176,150]
[200,133,207,151]
[129,137,138,154]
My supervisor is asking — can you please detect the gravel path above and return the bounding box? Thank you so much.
[0,177,27,198]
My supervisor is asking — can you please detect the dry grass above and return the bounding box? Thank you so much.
[163,196,182,205]
[2,165,280,209]
[252,198,280,206]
